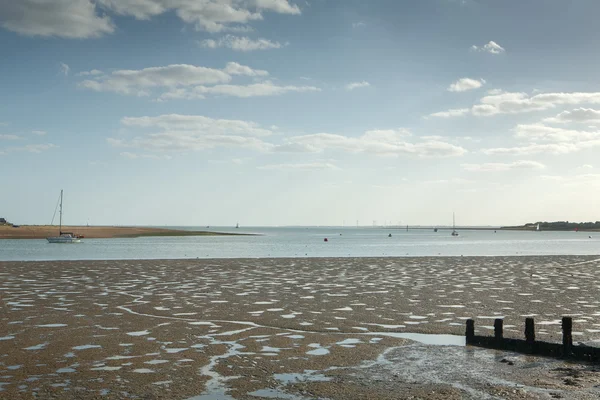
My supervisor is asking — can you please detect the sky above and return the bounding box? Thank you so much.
[2,0,600,227]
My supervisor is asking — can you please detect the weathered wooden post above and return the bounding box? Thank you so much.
[494,318,503,346]
[525,317,535,344]
[562,316,573,357]
[466,319,475,344]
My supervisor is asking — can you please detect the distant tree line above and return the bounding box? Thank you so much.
[503,221,600,230]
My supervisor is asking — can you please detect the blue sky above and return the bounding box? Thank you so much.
[2,0,600,227]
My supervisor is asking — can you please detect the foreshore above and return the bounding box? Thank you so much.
[0,225,243,239]
[2,256,600,399]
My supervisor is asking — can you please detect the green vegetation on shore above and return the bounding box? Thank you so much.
[502,221,600,231]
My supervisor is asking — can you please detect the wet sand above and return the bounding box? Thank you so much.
[0,225,239,239]
[2,256,600,399]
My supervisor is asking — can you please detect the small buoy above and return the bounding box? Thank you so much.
[324,238,328,242]
[388,233,392,237]
[589,236,592,239]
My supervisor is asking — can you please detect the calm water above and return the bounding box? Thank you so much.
[0,227,599,261]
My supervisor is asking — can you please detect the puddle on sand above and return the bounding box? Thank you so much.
[306,348,330,356]
[248,388,313,399]
[274,371,332,384]
[364,332,465,346]
[350,344,570,399]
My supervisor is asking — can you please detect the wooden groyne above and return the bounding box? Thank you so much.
[466,317,600,361]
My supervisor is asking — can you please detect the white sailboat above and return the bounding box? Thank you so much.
[47,190,82,244]
[536,223,540,231]
[451,212,459,237]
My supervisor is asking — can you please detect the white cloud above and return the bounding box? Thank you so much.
[79,64,231,96]
[258,162,341,171]
[430,91,600,118]
[345,81,371,91]
[110,114,275,153]
[0,134,20,140]
[158,81,320,100]
[111,116,465,159]
[223,62,269,76]
[59,62,70,76]
[279,130,466,158]
[121,114,274,136]
[201,35,285,51]
[120,152,172,160]
[0,1,301,38]
[428,108,470,118]
[77,69,103,77]
[352,21,366,28]
[543,108,600,124]
[0,0,114,38]
[514,123,600,142]
[481,141,600,155]
[447,78,485,92]
[31,130,47,136]
[13,144,58,153]
[471,40,505,54]
[462,160,545,172]
[98,0,299,32]
[78,62,317,100]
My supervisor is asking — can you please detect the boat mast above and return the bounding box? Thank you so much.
[59,189,63,234]
[453,212,455,230]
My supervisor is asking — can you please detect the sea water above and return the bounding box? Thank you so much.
[0,226,598,261]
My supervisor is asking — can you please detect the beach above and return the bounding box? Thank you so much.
[2,256,600,399]
[0,225,240,239]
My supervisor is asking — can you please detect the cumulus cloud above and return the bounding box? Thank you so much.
[462,160,545,172]
[428,108,470,118]
[59,62,70,76]
[278,130,466,158]
[543,108,600,124]
[0,0,114,38]
[514,123,600,142]
[258,162,340,171]
[111,116,465,159]
[77,69,103,77]
[79,64,231,96]
[345,81,371,91]
[481,141,600,155]
[429,91,600,118]
[121,114,274,136]
[11,143,58,153]
[120,152,172,160]
[31,130,47,136]
[0,134,20,140]
[447,78,485,92]
[110,114,276,153]
[0,0,301,38]
[470,40,505,54]
[78,62,318,100]
[201,35,285,51]
[223,62,269,76]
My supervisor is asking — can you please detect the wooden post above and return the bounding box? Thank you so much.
[494,319,503,343]
[562,317,573,356]
[525,317,535,345]
[466,319,475,344]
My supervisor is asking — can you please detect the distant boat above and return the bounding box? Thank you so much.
[47,190,82,244]
[536,223,540,232]
[434,228,438,232]
[451,213,459,237]
[235,222,239,229]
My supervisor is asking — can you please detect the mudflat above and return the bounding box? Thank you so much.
[0,225,239,239]
[1,256,600,399]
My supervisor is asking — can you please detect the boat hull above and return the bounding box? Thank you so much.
[47,237,82,244]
